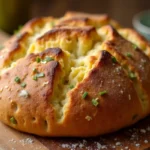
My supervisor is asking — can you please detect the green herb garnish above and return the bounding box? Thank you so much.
[0,45,4,50]
[132,44,137,50]
[42,56,54,63]
[99,90,107,96]
[112,57,117,63]
[129,72,136,80]
[13,25,23,34]
[45,56,54,62]
[19,90,29,98]
[69,85,74,89]
[126,53,132,58]
[14,76,21,83]
[36,57,41,63]
[21,83,26,88]
[92,98,99,107]
[10,117,17,124]
[82,91,88,99]
[33,75,38,81]
[36,73,45,78]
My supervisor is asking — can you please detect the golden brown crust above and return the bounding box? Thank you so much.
[119,28,150,57]
[37,26,99,43]
[0,50,143,136]
[63,51,142,136]
[0,32,29,69]
[0,12,149,137]
[58,11,121,29]
[0,48,63,135]
[99,25,150,114]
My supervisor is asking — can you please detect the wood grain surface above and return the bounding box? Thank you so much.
[0,32,150,150]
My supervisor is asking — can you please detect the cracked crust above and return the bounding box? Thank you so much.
[0,50,143,136]
[0,12,149,137]
[61,11,120,29]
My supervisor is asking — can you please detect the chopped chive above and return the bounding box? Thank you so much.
[82,91,88,99]
[92,98,99,107]
[45,56,54,62]
[41,56,54,64]
[32,68,38,73]
[69,85,74,89]
[13,25,23,34]
[126,53,132,58]
[33,75,38,81]
[21,83,26,88]
[132,44,137,50]
[36,73,45,78]
[14,76,21,83]
[112,56,117,63]
[129,72,136,80]
[33,73,45,80]
[0,45,4,50]
[10,117,17,124]
[99,90,107,96]
[36,57,41,63]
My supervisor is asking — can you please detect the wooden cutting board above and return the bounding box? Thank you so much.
[0,32,150,150]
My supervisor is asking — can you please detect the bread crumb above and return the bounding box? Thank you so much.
[112,80,115,84]
[0,55,4,59]
[125,146,129,149]
[19,90,29,98]
[112,145,116,149]
[144,140,148,143]
[135,143,140,147]
[115,67,122,74]
[118,84,121,87]
[101,145,107,149]
[141,59,146,64]
[19,138,34,146]
[100,80,103,87]
[9,139,17,143]
[83,140,87,145]
[147,126,150,131]
[62,144,69,148]
[72,144,78,149]
[140,129,146,133]
[116,142,121,146]
[85,115,92,121]
[120,90,123,94]
[79,143,84,148]
[42,81,49,87]
[4,85,8,89]
[128,94,131,100]
[97,142,102,149]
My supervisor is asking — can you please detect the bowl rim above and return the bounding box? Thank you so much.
[133,10,150,34]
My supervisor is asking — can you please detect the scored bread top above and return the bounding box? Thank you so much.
[0,11,149,137]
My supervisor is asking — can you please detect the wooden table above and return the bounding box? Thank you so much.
[0,32,150,150]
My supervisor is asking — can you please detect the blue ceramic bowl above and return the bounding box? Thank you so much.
[133,10,150,40]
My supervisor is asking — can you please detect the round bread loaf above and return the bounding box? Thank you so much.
[0,12,150,137]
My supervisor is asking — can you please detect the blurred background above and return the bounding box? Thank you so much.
[0,0,150,35]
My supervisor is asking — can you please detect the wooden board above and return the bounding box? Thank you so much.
[0,32,150,150]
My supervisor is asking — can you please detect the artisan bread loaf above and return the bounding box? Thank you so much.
[0,12,150,137]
